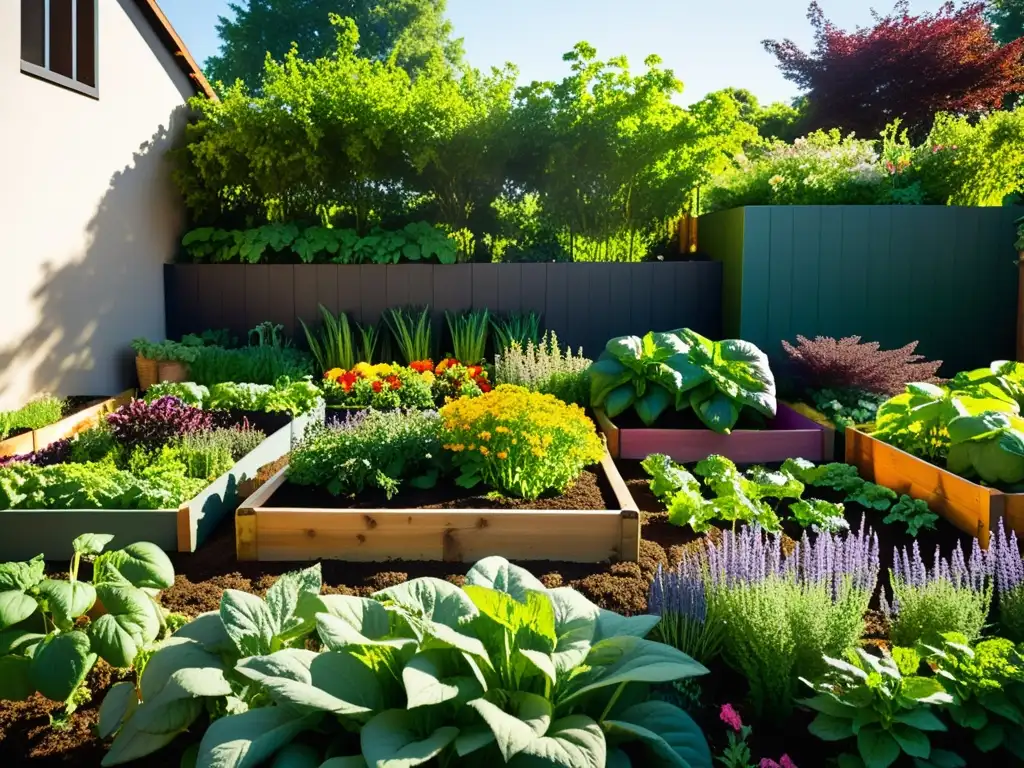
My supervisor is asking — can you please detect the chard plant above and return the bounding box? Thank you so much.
[99,557,713,768]
[0,535,176,724]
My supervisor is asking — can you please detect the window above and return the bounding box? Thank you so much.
[21,0,97,97]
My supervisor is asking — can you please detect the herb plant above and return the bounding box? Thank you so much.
[800,647,955,768]
[99,556,712,768]
[385,306,433,364]
[130,337,203,364]
[446,308,490,364]
[809,388,888,431]
[0,395,66,441]
[440,386,604,500]
[299,305,364,373]
[0,534,175,721]
[491,311,542,353]
[649,560,723,664]
[494,331,592,406]
[187,345,313,386]
[994,521,1024,642]
[884,495,939,536]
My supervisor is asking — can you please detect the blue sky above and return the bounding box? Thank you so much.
[159,0,948,105]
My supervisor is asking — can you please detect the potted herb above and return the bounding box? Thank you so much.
[589,328,831,463]
[130,338,202,391]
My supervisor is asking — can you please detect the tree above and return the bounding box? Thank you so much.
[763,1,1024,137]
[205,0,463,91]
[713,88,807,142]
[989,0,1024,46]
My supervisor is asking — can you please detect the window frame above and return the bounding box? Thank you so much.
[20,0,99,99]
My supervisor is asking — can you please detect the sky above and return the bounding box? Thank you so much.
[159,0,950,105]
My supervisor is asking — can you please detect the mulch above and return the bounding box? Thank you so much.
[0,460,981,766]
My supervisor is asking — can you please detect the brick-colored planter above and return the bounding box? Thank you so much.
[595,402,834,464]
[235,450,640,564]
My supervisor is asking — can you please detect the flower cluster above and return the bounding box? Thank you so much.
[715,704,797,768]
[994,521,1024,642]
[107,397,214,451]
[439,385,603,500]
[649,559,722,663]
[322,363,434,410]
[417,358,491,403]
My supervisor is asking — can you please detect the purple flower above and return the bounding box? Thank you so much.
[107,397,212,450]
[719,703,743,732]
[994,520,1024,596]
[882,538,991,622]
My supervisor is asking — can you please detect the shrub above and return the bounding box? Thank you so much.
[808,388,887,431]
[782,335,942,396]
[440,385,604,499]
[994,520,1024,642]
[142,381,209,407]
[106,397,213,451]
[288,409,442,499]
[690,522,879,719]
[495,331,592,406]
[883,540,992,647]
[99,556,711,768]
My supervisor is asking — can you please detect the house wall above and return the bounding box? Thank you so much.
[0,0,194,409]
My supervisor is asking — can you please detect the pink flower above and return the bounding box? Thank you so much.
[780,756,797,768]
[759,761,780,768]
[719,703,743,732]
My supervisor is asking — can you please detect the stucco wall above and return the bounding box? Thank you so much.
[0,0,194,410]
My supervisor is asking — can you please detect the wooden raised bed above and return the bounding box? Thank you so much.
[235,451,640,564]
[596,402,834,464]
[0,390,135,458]
[845,426,1018,547]
[0,409,320,561]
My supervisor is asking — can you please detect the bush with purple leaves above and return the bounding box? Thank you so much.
[107,397,213,451]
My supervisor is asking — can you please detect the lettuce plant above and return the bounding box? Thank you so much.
[947,411,1024,487]
[0,535,175,722]
[589,328,776,432]
[884,495,939,536]
[781,458,897,513]
[100,558,712,768]
[142,382,210,408]
[790,499,848,533]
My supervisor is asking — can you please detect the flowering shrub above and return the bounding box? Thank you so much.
[494,331,591,406]
[107,397,213,451]
[322,362,434,410]
[428,358,490,403]
[439,385,604,499]
[994,521,1024,642]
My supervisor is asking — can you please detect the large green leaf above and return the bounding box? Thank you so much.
[89,583,161,668]
[403,650,482,709]
[97,681,139,739]
[469,692,553,762]
[316,612,413,651]
[236,648,385,717]
[197,706,322,768]
[221,589,277,656]
[99,543,175,590]
[857,727,901,768]
[604,701,712,768]
[0,655,33,700]
[560,636,707,705]
[0,590,38,630]
[635,386,673,426]
[361,709,459,768]
[139,637,230,701]
[506,715,605,768]
[375,578,478,631]
[0,556,45,591]
[545,588,598,674]
[30,631,97,702]
[37,579,96,629]
[689,388,740,434]
[0,628,44,655]
[465,557,546,602]
[603,384,638,419]
[589,357,632,408]
[319,594,392,638]
[169,611,234,653]
[73,533,115,556]
[265,564,322,642]
[269,743,321,768]
[890,724,930,758]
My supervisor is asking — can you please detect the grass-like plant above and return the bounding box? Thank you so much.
[882,540,992,647]
[494,331,592,406]
[384,306,432,364]
[300,305,358,373]
[177,426,266,480]
[445,308,489,363]
[491,311,542,353]
[358,321,380,364]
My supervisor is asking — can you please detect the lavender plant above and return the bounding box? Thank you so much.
[648,558,723,664]
[994,520,1024,642]
[691,521,879,718]
[882,540,992,647]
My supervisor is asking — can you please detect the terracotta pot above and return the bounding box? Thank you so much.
[158,361,189,384]
[135,356,158,391]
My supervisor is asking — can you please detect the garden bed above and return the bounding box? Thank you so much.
[596,402,834,464]
[236,450,640,563]
[0,391,134,458]
[0,410,319,561]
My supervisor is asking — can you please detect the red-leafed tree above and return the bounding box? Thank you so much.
[763,1,1024,137]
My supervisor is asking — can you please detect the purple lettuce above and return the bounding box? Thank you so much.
[107,397,213,450]
[0,438,72,468]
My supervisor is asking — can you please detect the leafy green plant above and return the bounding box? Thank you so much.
[947,411,1024,487]
[781,458,899,513]
[846,481,898,511]
[99,556,712,768]
[884,495,939,536]
[800,647,956,768]
[491,312,542,353]
[299,305,360,373]
[177,427,266,480]
[385,307,433,365]
[187,345,312,386]
[130,338,203,364]
[0,395,66,440]
[0,534,175,721]
[810,388,888,431]
[922,632,1024,759]
[446,308,490,364]
[790,499,849,532]
[205,378,321,416]
[141,382,209,408]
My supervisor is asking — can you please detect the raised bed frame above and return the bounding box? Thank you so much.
[235,450,640,564]
[0,390,135,458]
[596,402,834,464]
[845,426,1020,547]
[0,409,321,561]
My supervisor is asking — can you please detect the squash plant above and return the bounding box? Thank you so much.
[0,534,176,721]
[99,557,712,768]
[589,328,776,432]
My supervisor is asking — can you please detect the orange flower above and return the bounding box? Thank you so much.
[384,374,402,391]
[372,380,383,393]
[497,451,508,460]
[410,359,434,373]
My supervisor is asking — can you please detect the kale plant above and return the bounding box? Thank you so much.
[884,494,939,536]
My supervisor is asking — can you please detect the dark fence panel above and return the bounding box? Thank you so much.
[700,206,1022,374]
[165,262,724,358]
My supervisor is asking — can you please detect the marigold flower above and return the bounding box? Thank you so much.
[325,368,344,381]
[410,359,434,373]
[468,444,476,451]
[371,380,383,393]
[497,451,508,460]
[479,382,492,393]
[478,431,491,441]
[495,426,510,434]
[479,446,489,456]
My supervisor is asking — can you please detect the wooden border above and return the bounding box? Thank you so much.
[236,450,640,564]
[0,390,135,458]
[596,402,833,464]
[845,426,1021,547]
[0,409,319,561]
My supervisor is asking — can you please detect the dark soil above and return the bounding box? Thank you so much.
[0,460,988,766]
[266,469,616,511]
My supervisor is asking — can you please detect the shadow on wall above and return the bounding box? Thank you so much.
[0,108,186,403]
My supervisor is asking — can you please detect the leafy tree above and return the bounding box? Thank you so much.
[989,0,1024,46]
[714,88,807,142]
[205,0,464,91]
[763,1,1024,137]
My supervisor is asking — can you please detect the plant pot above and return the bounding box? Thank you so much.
[135,356,158,391]
[157,361,189,384]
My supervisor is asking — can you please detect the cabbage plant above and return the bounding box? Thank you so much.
[947,411,1024,486]
[588,328,776,433]
[99,558,712,768]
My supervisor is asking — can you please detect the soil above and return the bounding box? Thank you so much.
[0,460,989,766]
[265,469,616,511]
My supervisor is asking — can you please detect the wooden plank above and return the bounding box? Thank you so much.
[32,390,134,451]
[587,264,614,352]
[766,207,794,350]
[605,264,632,339]
[293,266,320,336]
[220,266,247,341]
[168,264,201,337]
[408,265,434,309]
[196,265,224,333]
[266,265,295,339]
[738,209,771,349]
[649,265,677,333]
[789,207,821,338]
[497,264,523,314]
[386,265,414,310]
[358,265,388,325]
[815,207,845,341]
[565,266,593,354]
[471,264,499,313]
[863,206,893,345]
[0,432,35,459]
[0,511,180,561]
[244,265,271,333]
[595,409,620,458]
[544,263,570,342]
[838,206,871,339]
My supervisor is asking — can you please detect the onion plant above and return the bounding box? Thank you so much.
[446,308,489,363]
[299,305,357,372]
[384,306,432,364]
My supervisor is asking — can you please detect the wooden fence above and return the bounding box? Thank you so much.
[164,262,723,358]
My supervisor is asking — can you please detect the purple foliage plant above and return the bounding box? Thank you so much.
[107,397,213,451]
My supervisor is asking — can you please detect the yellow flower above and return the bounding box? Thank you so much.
[325,368,344,381]
[495,426,510,434]
[469,444,476,451]
[479,446,489,456]
[354,362,374,377]
[420,371,435,384]
[497,451,508,460]
[512,438,518,445]
[478,431,492,441]
[532,447,544,458]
